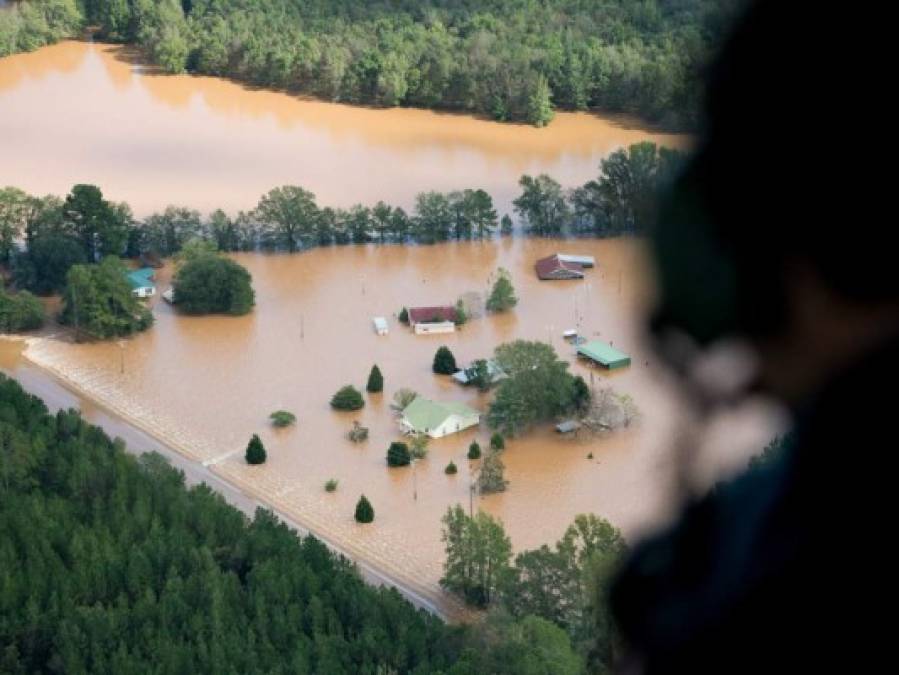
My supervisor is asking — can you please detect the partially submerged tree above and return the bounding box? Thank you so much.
[347,421,369,443]
[269,410,296,428]
[391,388,417,413]
[366,364,383,393]
[468,440,482,460]
[433,346,457,375]
[245,434,267,465]
[331,385,364,411]
[477,448,509,494]
[172,249,255,316]
[445,461,458,475]
[409,434,429,460]
[386,441,411,467]
[0,286,45,333]
[486,267,518,313]
[354,495,374,523]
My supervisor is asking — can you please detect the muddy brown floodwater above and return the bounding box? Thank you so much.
[2,40,781,618]
[5,238,784,617]
[0,41,686,216]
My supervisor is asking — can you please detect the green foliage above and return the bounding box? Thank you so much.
[491,432,506,451]
[0,0,82,58]
[477,448,509,494]
[488,341,584,435]
[445,461,458,475]
[269,410,296,427]
[390,388,417,413]
[468,440,482,460]
[500,214,514,235]
[172,251,255,316]
[433,345,457,375]
[331,385,365,411]
[245,433,267,464]
[0,374,467,673]
[454,299,468,325]
[0,286,44,332]
[325,478,339,492]
[59,257,153,339]
[398,307,409,324]
[409,433,429,460]
[366,364,383,393]
[386,441,411,467]
[354,494,374,523]
[486,267,518,313]
[441,505,513,607]
[513,174,570,236]
[63,184,129,260]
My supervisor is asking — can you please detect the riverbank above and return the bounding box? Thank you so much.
[1,335,469,621]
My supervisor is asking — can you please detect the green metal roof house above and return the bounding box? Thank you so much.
[400,397,480,438]
[126,268,156,298]
[577,340,631,369]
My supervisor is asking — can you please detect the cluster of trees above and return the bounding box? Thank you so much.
[1,373,583,673]
[487,340,591,436]
[70,0,740,129]
[0,283,43,332]
[441,505,627,672]
[171,242,255,316]
[0,0,80,58]
[516,142,687,237]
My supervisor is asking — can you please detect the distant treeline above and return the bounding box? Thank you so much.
[1,141,685,296]
[0,373,591,672]
[3,0,745,128]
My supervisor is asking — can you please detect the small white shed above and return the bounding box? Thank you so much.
[373,317,389,335]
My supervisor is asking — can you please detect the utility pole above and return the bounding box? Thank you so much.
[118,340,125,374]
[413,460,418,502]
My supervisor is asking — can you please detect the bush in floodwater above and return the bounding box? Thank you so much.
[468,441,482,460]
[331,385,364,411]
[366,365,384,393]
[355,495,374,523]
[325,479,338,492]
[445,461,458,475]
[245,434,267,465]
[347,421,369,443]
[269,410,296,427]
[433,346,457,374]
[386,441,411,467]
[490,432,505,451]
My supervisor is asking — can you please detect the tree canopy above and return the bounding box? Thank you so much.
[172,249,255,316]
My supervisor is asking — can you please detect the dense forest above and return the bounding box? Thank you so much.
[0,374,587,673]
[2,0,745,128]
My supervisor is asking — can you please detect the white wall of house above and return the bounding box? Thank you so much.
[413,321,456,335]
[132,286,156,298]
[430,414,480,438]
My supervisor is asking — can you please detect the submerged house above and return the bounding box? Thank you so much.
[408,306,458,335]
[535,254,585,281]
[452,359,507,387]
[557,253,596,268]
[400,397,480,438]
[577,340,631,370]
[126,268,156,298]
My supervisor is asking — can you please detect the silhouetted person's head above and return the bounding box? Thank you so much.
[649,0,898,408]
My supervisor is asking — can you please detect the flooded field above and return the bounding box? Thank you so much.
[4,239,781,614]
[0,41,685,216]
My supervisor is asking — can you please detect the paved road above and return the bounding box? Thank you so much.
[2,356,450,621]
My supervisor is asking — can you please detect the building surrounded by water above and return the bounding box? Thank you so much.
[400,398,480,438]
[408,306,458,334]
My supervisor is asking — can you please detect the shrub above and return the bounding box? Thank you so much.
[172,253,254,315]
[269,410,296,428]
[366,365,383,393]
[486,267,518,313]
[386,441,411,467]
[445,461,458,475]
[490,433,505,451]
[398,307,409,324]
[409,434,429,460]
[454,299,468,325]
[391,388,417,413]
[245,434,267,465]
[354,495,374,523]
[433,346,457,375]
[0,287,45,332]
[468,441,482,460]
[331,385,364,411]
[347,421,369,443]
[325,479,338,492]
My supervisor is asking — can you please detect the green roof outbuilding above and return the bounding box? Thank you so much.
[577,340,631,369]
[126,267,156,290]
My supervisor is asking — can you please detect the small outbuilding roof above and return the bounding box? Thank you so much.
[402,397,479,433]
[577,340,631,369]
[126,267,156,290]
[535,255,585,280]
[408,306,458,324]
[557,254,596,268]
[556,420,582,433]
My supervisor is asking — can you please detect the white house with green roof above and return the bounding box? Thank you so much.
[400,397,480,438]
[126,268,156,298]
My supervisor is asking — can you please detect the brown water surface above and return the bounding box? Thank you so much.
[8,239,782,607]
[1,41,686,215]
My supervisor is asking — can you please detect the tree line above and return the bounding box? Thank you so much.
[0,373,586,673]
[4,1,744,129]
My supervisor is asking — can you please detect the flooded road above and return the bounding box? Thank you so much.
[4,239,782,609]
[0,41,686,216]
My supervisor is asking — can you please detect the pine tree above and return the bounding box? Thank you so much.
[366,365,384,393]
[354,495,374,523]
[468,441,482,460]
[433,346,457,374]
[490,433,505,451]
[445,461,458,475]
[245,434,267,464]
